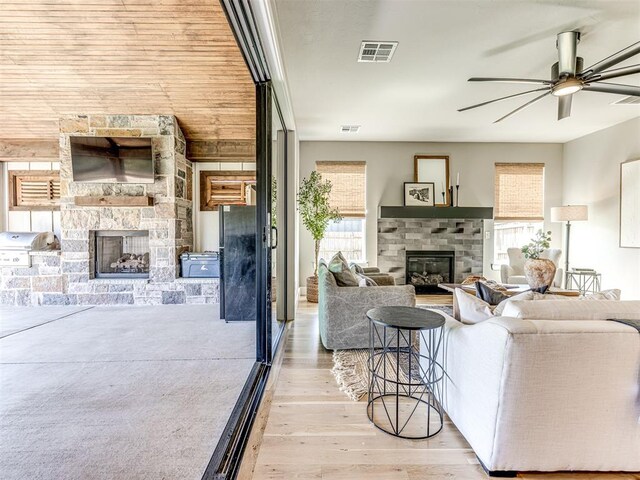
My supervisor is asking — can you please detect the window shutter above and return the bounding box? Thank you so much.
[316,161,366,218]
[9,171,60,210]
[494,163,544,221]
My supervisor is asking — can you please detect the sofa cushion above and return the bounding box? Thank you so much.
[328,252,359,287]
[501,299,640,320]
[582,289,621,300]
[475,281,509,305]
[350,263,365,275]
[455,288,494,325]
[356,273,378,287]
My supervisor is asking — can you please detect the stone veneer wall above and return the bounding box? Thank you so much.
[0,114,218,306]
[378,218,484,284]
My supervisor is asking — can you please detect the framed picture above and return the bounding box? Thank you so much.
[414,155,449,206]
[620,158,640,248]
[404,182,435,206]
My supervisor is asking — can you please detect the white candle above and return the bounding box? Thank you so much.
[456,172,460,186]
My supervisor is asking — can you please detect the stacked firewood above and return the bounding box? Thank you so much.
[111,252,150,273]
[410,272,444,286]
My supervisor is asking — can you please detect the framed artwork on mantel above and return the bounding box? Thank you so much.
[414,155,450,206]
[404,182,435,206]
[620,158,640,248]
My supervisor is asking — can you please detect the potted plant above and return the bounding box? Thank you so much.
[521,229,556,291]
[297,171,341,303]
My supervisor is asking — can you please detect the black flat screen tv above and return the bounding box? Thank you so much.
[70,136,154,183]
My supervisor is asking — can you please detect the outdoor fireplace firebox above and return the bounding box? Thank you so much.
[95,230,150,278]
[406,250,455,294]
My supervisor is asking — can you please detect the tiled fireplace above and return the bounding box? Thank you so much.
[406,250,455,294]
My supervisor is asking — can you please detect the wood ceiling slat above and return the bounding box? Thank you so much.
[0,0,255,144]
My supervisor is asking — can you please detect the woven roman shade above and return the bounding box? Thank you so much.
[494,163,544,221]
[316,161,366,218]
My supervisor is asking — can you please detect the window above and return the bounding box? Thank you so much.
[316,161,366,262]
[493,163,545,264]
[199,170,256,211]
[9,170,60,211]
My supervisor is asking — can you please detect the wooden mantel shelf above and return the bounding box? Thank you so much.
[379,206,493,219]
[74,196,154,207]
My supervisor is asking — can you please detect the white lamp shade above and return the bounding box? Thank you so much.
[550,205,588,222]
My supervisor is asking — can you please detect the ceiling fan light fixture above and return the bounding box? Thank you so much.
[552,78,583,97]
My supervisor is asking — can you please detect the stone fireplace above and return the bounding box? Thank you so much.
[0,114,220,306]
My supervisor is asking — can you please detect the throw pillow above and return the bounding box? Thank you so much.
[356,274,378,287]
[350,263,365,275]
[493,290,537,316]
[475,281,510,305]
[455,288,494,325]
[328,252,359,287]
[582,289,621,300]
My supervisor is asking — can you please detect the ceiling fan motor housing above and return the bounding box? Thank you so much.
[552,57,584,81]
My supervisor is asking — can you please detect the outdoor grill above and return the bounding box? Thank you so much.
[0,231,59,267]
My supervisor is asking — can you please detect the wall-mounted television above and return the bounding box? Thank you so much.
[70,137,154,184]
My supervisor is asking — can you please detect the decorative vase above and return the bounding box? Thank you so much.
[524,258,556,290]
[306,275,319,303]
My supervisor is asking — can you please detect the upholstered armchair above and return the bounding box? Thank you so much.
[500,248,563,287]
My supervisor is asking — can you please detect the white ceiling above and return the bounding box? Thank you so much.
[272,0,640,143]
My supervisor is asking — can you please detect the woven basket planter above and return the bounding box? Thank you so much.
[306,275,319,303]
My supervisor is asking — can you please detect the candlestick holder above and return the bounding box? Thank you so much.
[455,185,460,207]
[441,191,445,205]
[449,186,454,207]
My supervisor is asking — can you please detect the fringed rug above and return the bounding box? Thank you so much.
[330,305,452,401]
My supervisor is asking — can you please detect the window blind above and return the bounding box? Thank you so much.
[9,170,60,211]
[494,163,544,221]
[316,161,366,218]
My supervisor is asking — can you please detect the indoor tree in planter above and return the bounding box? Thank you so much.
[521,229,556,291]
[298,171,341,303]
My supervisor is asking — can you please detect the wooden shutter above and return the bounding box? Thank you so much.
[494,163,544,221]
[199,170,256,211]
[9,170,60,211]
[316,161,366,218]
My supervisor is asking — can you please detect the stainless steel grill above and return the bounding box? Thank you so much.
[0,231,59,267]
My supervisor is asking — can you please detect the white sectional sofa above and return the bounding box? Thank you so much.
[427,299,640,476]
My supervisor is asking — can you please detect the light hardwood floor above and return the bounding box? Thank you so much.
[242,299,638,480]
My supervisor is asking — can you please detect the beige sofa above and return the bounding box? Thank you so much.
[424,299,640,475]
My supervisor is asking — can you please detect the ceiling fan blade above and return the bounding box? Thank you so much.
[458,87,550,112]
[583,64,640,82]
[583,82,640,97]
[469,77,553,85]
[558,95,572,120]
[557,31,580,76]
[582,41,640,76]
[493,91,552,123]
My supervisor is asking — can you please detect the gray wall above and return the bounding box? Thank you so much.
[562,117,640,300]
[298,141,564,287]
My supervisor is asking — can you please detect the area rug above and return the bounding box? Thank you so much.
[331,306,452,401]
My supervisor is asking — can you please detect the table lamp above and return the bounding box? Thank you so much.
[551,205,588,287]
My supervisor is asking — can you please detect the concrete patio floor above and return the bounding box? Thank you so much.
[0,304,255,480]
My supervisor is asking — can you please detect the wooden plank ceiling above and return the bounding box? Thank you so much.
[0,0,255,145]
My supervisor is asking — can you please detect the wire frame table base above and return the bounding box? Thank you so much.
[366,319,445,439]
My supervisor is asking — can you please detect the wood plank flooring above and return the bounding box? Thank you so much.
[242,299,638,480]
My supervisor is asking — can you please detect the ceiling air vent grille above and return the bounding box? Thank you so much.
[340,125,360,133]
[358,41,398,63]
[611,96,640,105]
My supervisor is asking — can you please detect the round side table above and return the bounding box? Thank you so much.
[366,306,446,439]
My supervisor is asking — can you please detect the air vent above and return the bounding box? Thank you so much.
[611,96,640,105]
[357,41,398,63]
[340,125,360,133]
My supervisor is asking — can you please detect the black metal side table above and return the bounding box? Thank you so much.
[366,306,446,439]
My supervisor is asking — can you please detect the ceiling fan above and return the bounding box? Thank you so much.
[459,31,640,123]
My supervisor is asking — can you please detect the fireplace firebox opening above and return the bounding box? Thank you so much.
[406,250,455,294]
[94,230,150,279]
